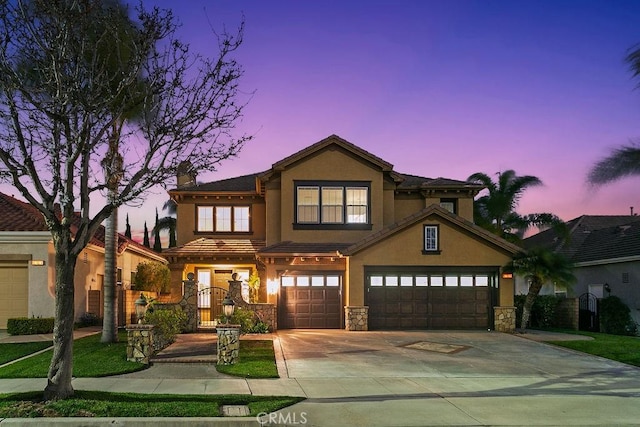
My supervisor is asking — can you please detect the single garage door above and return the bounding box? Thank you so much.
[0,262,29,329]
[366,270,497,330]
[279,273,342,329]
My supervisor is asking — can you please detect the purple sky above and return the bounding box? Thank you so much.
[6,1,640,243]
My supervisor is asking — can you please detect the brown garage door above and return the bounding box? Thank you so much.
[0,263,29,329]
[366,271,495,330]
[279,273,342,329]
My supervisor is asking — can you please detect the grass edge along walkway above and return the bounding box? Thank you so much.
[0,390,305,418]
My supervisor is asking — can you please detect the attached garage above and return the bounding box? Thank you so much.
[0,262,29,329]
[278,273,342,329]
[366,268,498,330]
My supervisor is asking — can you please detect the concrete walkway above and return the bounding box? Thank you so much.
[2,329,640,426]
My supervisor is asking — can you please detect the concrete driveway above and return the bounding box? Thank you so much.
[273,329,640,426]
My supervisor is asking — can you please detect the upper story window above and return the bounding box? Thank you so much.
[197,205,250,233]
[423,224,440,254]
[295,181,371,229]
[439,198,457,214]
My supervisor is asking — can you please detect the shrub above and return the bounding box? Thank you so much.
[133,261,171,294]
[514,294,562,329]
[600,296,638,336]
[218,307,270,334]
[143,304,187,351]
[7,317,55,335]
[77,312,102,327]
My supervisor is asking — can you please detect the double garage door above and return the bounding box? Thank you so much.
[366,269,497,330]
[0,263,29,329]
[278,273,342,329]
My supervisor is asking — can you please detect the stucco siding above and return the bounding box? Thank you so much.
[278,148,386,243]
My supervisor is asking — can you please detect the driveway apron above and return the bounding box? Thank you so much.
[274,329,640,426]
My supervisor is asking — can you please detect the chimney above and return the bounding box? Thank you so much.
[176,161,197,188]
[631,206,635,216]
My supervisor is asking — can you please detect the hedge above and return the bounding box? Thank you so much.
[7,317,55,335]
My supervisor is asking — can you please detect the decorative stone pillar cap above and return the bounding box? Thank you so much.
[216,324,241,330]
[125,324,155,330]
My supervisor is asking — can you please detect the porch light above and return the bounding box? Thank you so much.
[267,279,279,295]
[222,293,235,323]
[134,293,148,324]
[501,272,513,279]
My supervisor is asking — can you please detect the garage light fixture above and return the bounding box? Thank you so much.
[30,260,45,266]
[501,272,513,279]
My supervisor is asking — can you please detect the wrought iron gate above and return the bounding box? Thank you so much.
[579,292,599,332]
[197,286,228,328]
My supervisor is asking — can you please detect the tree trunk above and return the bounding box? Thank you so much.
[520,278,543,332]
[101,205,119,343]
[44,248,78,400]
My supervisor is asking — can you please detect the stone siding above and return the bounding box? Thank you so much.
[494,306,516,333]
[345,306,368,331]
[126,324,155,364]
[217,326,240,365]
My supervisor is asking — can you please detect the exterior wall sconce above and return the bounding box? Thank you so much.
[30,260,45,266]
[604,283,611,296]
[501,272,513,279]
[267,279,279,295]
[134,293,148,324]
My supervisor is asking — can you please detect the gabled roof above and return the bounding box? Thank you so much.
[259,134,398,183]
[171,135,481,194]
[524,215,640,263]
[0,192,165,262]
[343,204,523,256]
[162,238,266,258]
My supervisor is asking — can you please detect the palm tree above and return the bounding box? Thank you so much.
[587,143,640,185]
[506,248,576,332]
[468,170,565,242]
[588,45,640,186]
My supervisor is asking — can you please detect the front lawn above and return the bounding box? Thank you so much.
[0,390,304,418]
[216,340,279,378]
[0,342,52,366]
[0,331,145,378]
[544,329,640,367]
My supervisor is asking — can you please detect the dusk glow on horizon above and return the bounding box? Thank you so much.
[4,0,640,242]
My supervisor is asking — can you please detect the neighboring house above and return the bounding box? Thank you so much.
[519,215,640,325]
[0,192,167,329]
[164,135,522,331]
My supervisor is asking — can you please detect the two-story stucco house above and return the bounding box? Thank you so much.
[163,135,522,331]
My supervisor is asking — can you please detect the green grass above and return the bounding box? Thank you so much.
[216,340,279,378]
[0,331,145,378]
[544,329,640,367]
[0,390,304,418]
[0,342,52,365]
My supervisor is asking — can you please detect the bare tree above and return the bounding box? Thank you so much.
[0,0,251,400]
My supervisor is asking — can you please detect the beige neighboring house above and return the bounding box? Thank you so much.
[164,135,522,331]
[0,192,167,329]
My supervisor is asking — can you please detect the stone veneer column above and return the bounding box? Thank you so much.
[344,306,369,331]
[126,324,155,364]
[217,325,241,365]
[494,306,516,333]
[180,274,198,333]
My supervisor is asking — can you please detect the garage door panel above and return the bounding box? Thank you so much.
[367,271,493,330]
[279,275,342,329]
[0,265,29,329]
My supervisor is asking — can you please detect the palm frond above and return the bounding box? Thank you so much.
[587,143,640,185]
